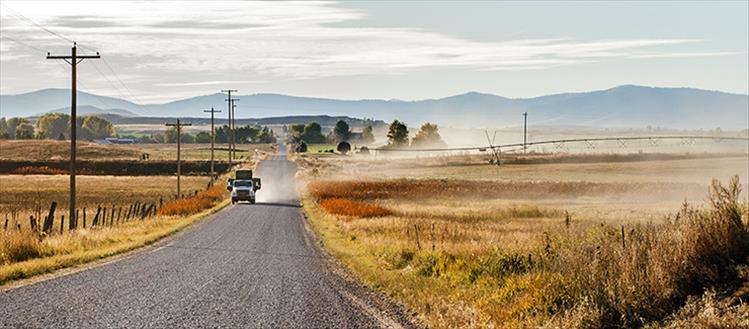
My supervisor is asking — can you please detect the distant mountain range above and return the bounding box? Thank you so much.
[1,85,747,129]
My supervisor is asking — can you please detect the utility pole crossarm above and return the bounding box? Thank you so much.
[46,55,100,59]
[221,89,238,166]
[165,120,192,198]
[203,108,221,183]
[47,42,100,231]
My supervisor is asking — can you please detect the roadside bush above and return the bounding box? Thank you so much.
[295,141,308,153]
[337,141,351,154]
[159,184,226,216]
[554,175,749,327]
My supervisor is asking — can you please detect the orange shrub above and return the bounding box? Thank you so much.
[159,184,226,216]
[318,198,392,218]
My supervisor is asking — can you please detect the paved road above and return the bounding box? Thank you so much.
[1,150,410,328]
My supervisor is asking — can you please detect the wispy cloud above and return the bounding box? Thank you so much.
[0,1,743,102]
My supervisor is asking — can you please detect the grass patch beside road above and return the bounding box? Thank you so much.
[301,175,749,328]
[0,198,229,286]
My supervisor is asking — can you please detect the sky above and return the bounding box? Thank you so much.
[0,1,747,103]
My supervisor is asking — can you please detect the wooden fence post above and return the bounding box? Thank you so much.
[83,208,87,228]
[110,207,115,226]
[43,201,57,234]
[431,222,435,251]
[60,215,64,235]
[93,207,102,226]
[414,224,421,250]
[29,215,36,232]
[70,209,78,231]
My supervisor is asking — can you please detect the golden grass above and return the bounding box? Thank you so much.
[308,179,705,201]
[318,198,392,218]
[0,174,212,218]
[0,140,276,161]
[0,200,228,285]
[158,184,225,216]
[0,140,141,160]
[302,174,749,328]
[0,172,234,284]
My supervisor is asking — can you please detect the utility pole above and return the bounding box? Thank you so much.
[231,98,240,160]
[203,107,221,182]
[221,89,237,166]
[165,119,192,198]
[523,112,528,154]
[47,42,100,227]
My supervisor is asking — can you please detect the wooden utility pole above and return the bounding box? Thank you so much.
[165,119,192,198]
[523,112,528,153]
[231,98,239,159]
[203,107,221,182]
[47,43,99,226]
[221,89,237,166]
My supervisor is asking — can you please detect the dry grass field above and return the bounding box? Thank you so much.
[0,138,270,284]
[0,173,231,284]
[0,140,275,161]
[296,153,749,328]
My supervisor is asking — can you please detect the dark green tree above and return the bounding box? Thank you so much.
[386,120,409,148]
[255,127,277,143]
[163,127,192,143]
[337,141,351,154]
[79,116,115,140]
[411,122,446,148]
[333,120,350,142]
[6,117,29,139]
[36,112,70,140]
[0,118,8,139]
[235,125,260,143]
[215,125,229,143]
[301,122,326,144]
[288,124,305,143]
[195,131,212,143]
[15,122,35,139]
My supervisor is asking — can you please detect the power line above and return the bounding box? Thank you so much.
[99,57,153,114]
[0,34,47,52]
[1,3,149,114]
[1,3,74,44]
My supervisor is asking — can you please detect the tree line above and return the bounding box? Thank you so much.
[288,119,375,145]
[0,113,276,144]
[385,120,446,149]
[160,124,276,144]
[290,119,447,153]
[0,113,115,140]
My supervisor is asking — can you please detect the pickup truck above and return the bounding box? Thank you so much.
[227,169,262,204]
